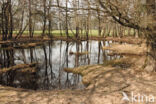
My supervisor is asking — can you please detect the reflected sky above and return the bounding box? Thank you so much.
[0,40,120,90]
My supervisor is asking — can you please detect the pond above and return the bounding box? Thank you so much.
[0,40,120,90]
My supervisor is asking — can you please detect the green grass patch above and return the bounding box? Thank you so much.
[13,29,135,37]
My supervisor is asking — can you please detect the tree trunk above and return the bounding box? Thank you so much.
[146,0,156,71]
[65,0,69,38]
[8,0,13,39]
[29,0,33,38]
[42,0,47,37]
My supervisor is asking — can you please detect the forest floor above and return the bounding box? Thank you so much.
[0,35,143,44]
[0,37,156,104]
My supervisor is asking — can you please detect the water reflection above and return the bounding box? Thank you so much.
[0,40,120,90]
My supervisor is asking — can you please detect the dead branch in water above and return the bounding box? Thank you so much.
[69,51,89,56]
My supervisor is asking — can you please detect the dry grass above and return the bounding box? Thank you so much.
[103,43,148,56]
[0,63,37,74]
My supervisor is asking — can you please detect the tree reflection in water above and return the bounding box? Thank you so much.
[0,40,120,90]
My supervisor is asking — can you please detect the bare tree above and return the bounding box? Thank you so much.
[98,0,156,70]
[65,0,69,37]
[42,0,47,37]
[29,0,33,38]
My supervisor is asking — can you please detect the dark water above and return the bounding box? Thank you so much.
[0,40,120,90]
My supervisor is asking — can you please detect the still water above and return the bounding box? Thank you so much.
[0,40,120,90]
